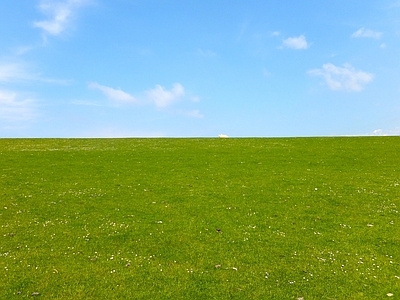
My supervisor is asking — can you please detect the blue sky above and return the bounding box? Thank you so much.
[1,0,400,137]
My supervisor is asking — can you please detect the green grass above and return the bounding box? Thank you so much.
[1,137,399,299]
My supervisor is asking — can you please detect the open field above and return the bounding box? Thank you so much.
[1,137,399,299]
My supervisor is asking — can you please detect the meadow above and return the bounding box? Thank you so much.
[0,137,399,299]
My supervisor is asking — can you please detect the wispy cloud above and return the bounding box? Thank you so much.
[87,82,202,117]
[176,109,204,118]
[0,90,37,122]
[351,27,383,39]
[370,128,400,136]
[282,35,309,50]
[308,63,373,92]
[196,49,217,58]
[88,82,186,107]
[88,82,138,104]
[14,45,35,56]
[145,83,185,108]
[0,63,32,82]
[33,0,90,36]
[237,20,249,42]
[387,0,400,8]
[0,62,71,84]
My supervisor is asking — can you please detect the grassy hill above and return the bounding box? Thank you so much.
[1,137,399,299]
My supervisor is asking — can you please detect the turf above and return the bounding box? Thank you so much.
[0,137,399,299]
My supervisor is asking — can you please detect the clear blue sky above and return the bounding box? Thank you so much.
[1,0,400,137]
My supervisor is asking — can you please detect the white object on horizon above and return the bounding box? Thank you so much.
[219,134,229,138]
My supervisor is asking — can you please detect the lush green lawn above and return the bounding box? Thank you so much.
[1,137,399,299]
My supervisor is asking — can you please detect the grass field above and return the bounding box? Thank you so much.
[1,137,399,299]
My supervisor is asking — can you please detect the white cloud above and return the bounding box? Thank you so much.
[351,28,383,39]
[88,82,201,116]
[145,83,185,108]
[88,82,187,107]
[177,109,204,118]
[0,62,71,84]
[190,96,201,103]
[88,82,137,103]
[282,35,309,50]
[237,20,248,42]
[14,45,35,56]
[262,68,271,78]
[308,63,373,92]
[370,128,400,136]
[0,90,36,122]
[187,110,203,118]
[0,63,31,82]
[33,0,90,36]
[388,0,400,8]
[196,49,216,58]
